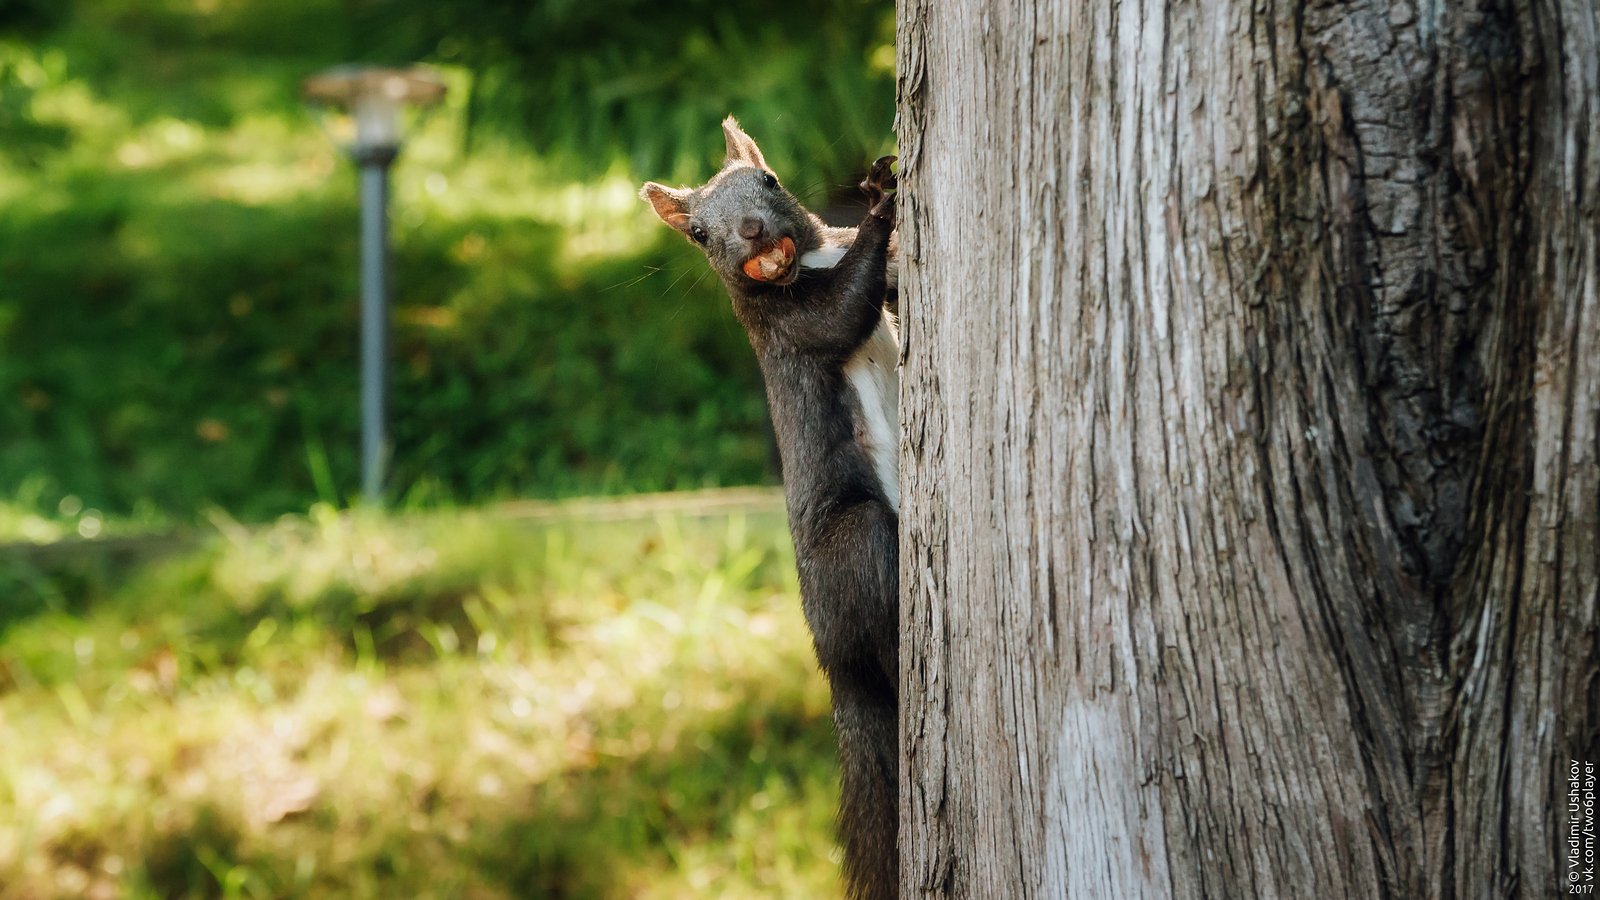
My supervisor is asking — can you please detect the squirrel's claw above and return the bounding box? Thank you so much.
[861,155,898,222]
[860,155,898,197]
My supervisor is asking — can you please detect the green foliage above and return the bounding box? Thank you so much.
[0,0,70,36]
[0,0,893,526]
[0,46,70,163]
[0,500,843,898]
[357,0,897,184]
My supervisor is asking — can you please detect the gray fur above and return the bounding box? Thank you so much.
[641,118,901,900]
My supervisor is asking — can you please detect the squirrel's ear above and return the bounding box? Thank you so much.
[721,115,768,169]
[640,182,692,232]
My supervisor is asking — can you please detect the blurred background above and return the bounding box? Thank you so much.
[0,0,894,896]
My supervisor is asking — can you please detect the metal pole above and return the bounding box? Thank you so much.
[358,156,392,504]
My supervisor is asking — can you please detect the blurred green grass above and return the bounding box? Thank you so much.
[0,496,844,899]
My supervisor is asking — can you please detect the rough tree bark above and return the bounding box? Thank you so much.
[895,0,1597,897]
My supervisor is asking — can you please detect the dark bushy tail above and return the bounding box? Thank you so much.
[833,677,898,900]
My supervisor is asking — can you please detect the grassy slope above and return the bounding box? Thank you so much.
[0,498,842,899]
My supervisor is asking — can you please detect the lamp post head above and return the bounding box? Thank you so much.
[304,65,446,165]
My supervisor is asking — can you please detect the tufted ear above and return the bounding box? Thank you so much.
[639,182,691,232]
[721,115,768,169]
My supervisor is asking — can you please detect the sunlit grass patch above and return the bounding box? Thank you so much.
[0,500,842,898]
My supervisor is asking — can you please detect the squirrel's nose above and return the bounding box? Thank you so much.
[739,217,766,241]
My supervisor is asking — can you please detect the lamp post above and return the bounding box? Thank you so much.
[304,66,445,504]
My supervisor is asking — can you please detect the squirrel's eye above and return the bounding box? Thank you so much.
[761,172,778,189]
[689,225,708,245]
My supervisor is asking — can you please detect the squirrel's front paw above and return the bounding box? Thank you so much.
[860,155,897,223]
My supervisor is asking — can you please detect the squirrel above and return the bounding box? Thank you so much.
[640,117,900,900]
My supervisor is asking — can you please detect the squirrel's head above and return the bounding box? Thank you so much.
[640,117,821,289]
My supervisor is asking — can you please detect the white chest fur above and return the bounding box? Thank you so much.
[799,245,848,269]
[843,314,900,512]
[800,239,900,511]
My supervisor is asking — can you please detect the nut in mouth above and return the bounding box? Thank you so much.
[741,236,797,284]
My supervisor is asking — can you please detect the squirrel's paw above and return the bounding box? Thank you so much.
[860,155,897,222]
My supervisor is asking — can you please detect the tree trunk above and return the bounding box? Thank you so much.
[894,0,1597,896]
